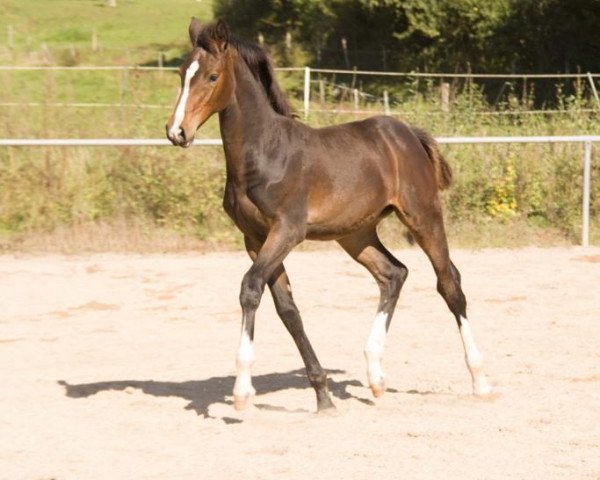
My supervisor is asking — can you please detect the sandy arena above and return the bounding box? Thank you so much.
[1,246,599,479]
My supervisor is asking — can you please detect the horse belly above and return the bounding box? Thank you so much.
[305,189,391,240]
[304,153,394,239]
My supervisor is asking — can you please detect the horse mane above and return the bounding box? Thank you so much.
[196,24,294,118]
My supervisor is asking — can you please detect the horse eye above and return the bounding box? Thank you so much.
[209,73,219,82]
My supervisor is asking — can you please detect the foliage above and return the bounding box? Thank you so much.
[496,0,600,74]
[214,0,600,74]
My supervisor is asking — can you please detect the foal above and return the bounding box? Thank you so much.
[166,19,491,412]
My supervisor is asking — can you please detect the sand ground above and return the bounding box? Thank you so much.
[1,247,599,479]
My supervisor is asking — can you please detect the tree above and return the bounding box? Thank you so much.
[213,0,600,73]
[496,0,600,73]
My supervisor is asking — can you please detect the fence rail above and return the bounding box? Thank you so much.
[1,65,599,79]
[2,65,599,115]
[0,135,597,246]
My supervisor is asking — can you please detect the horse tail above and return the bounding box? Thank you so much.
[411,127,452,191]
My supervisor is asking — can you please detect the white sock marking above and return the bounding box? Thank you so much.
[233,323,255,401]
[169,60,200,138]
[459,317,491,395]
[365,311,388,388]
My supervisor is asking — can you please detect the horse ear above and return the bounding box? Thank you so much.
[213,18,230,51]
[189,17,202,46]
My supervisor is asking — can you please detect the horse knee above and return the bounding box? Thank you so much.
[393,264,409,290]
[240,273,264,311]
[381,263,408,298]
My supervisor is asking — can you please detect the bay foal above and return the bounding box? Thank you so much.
[166,19,491,412]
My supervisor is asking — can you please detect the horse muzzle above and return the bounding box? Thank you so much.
[165,123,193,148]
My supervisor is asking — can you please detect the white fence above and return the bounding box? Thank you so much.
[2,65,600,116]
[0,135,597,247]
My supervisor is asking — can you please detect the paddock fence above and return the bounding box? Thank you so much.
[0,135,597,247]
[1,65,599,117]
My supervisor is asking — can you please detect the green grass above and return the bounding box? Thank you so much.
[0,0,213,65]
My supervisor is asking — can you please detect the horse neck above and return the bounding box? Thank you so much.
[218,56,276,180]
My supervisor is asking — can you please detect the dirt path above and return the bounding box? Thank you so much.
[1,247,599,479]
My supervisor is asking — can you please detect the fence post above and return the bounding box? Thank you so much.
[304,66,311,118]
[582,141,592,247]
[319,79,325,104]
[588,72,600,109]
[383,90,390,115]
[441,82,450,112]
[41,43,52,65]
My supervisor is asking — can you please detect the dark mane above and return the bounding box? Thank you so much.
[197,24,294,118]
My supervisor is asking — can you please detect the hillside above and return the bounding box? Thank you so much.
[0,0,213,65]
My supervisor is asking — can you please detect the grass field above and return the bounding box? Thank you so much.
[0,1,598,251]
[0,0,213,65]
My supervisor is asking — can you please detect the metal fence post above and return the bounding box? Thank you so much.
[304,66,311,118]
[582,141,592,247]
[383,90,390,115]
[588,72,600,109]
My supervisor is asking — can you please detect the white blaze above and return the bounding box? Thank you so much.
[365,311,388,388]
[169,60,200,137]
[459,317,492,395]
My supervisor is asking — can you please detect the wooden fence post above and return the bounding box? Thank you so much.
[441,82,450,112]
[319,79,325,104]
[41,43,53,65]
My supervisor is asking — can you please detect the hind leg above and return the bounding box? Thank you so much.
[399,206,491,395]
[338,227,408,398]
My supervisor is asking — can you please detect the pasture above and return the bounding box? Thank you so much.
[1,247,599,478]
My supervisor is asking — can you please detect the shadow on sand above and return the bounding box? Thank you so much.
[58,369,379,424]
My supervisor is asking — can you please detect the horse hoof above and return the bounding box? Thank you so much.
[473,384,493,397]
[473,377,492,396]
[317,399,336,414]
[370,381,386,398]
[318,406,339,417]
[233,394,253,410]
